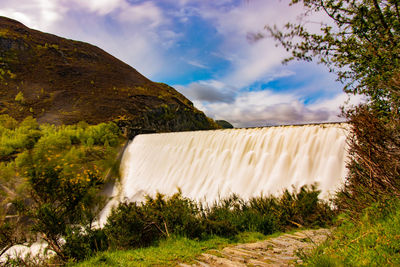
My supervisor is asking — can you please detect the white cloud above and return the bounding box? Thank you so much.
[176,81,236,103]
[309,93,365,120]
[0,0,65,30]
[187,60,209,69]
[65,0,124,15]
[118,2,164,27]
[196,0,305,88]
[193,90,358,128]
[193,90,366,128]
[0,9,34,26]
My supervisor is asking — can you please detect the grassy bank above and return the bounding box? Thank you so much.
[303,199,400,266]
[72,232,275,267]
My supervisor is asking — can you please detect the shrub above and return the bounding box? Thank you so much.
[277,185,333,229]
[104,202,161,249]
[336,106,400,213]
[204,185,331,235]
[144,192,205,239]
[104,192,205,249]
[0,116,41,158]
[24,164,105,261]
[63,227,108,261]
[104,185,333,251]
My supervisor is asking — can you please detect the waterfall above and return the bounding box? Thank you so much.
[98,123,348,226]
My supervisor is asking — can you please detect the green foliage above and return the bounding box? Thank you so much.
[205,194,275,236]
[103,185,333,252]
[276,185,333,228]
[63,227,108,261]
[205,185,332,236]
[0,115,124,262]
[0,116,41,158]
[104,202,161,250]
[0,115,18,129]
[335,106,400,212]
[104,192,205,250]
[303,199,400,266]
[144,191,205,238]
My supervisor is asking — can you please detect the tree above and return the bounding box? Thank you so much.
[267,0,400,211]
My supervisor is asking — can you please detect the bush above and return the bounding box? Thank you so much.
[277,185,333,229]
[204,185,332,236]
[144,192,205,239]
[63,227,108,261]
[25,165,105,261]
[104,192,205,249]
[104,185,333,251]
[104,202,161,249]
[336,106,400,213]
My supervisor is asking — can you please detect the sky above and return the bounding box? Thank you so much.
[0,0,362,127]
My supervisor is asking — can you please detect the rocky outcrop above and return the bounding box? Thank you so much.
[117,103,218,138]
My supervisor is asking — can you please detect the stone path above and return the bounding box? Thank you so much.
[180,229,331,267]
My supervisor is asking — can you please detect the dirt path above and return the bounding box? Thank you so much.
[180,229,331,267]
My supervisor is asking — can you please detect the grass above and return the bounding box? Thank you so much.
[302,199,400,266]
[72,232,274,267]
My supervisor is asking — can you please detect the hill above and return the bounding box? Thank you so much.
[215,120,234,129]
[0,16,218,134]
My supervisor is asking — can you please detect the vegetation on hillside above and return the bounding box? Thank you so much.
[0,114,124,262]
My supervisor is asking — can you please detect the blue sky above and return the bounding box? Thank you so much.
[0,0,362,127]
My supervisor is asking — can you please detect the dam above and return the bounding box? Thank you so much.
[99,123,348,225]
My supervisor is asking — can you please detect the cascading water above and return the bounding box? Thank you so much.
[98,123,348,226]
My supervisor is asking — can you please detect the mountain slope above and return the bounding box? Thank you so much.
[0,16,217,133]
